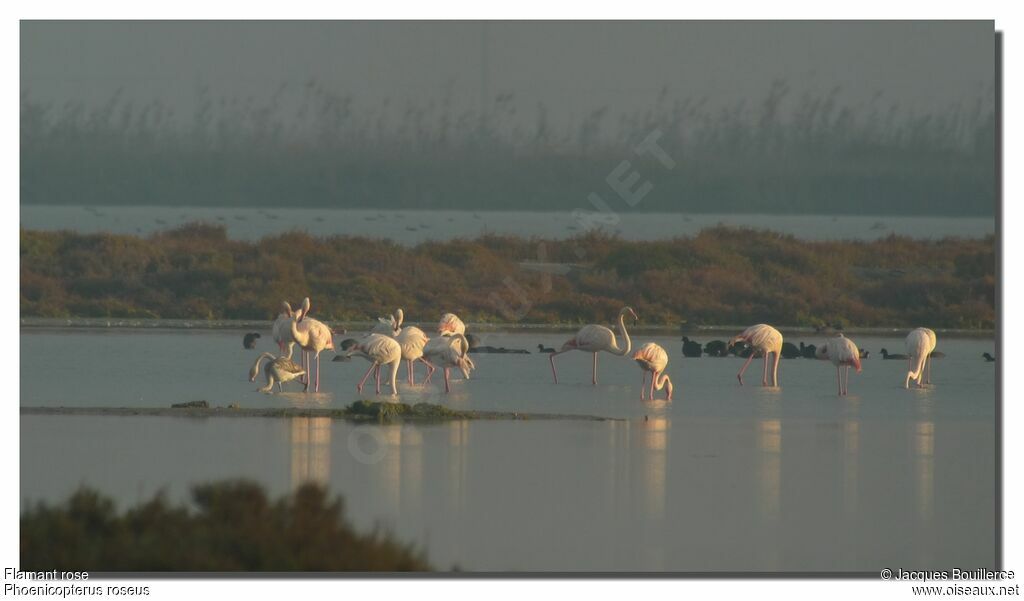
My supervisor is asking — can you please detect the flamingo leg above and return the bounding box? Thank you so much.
[772,352,781,387]
[836,365,842,396]
[315,353,321,392]
[651,370,658,399]
[444,367,451,393]
[357,363,375,393]
[844,365,850,395]
[420,358,436,384]
[737,353,755,385]
[408,359,414,385]
[762,353,769,386]
[375,364,382,394]
[592,352,598,386]
[640,370,647,400]
[925,356,932,384]
[549,351,563,384]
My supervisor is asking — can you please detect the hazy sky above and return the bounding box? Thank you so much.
[22,21,995,128]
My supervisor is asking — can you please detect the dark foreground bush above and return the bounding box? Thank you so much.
[20,480,430,572]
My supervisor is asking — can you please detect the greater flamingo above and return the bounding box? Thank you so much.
[904,327,937,389]
[340,334,403,395]
[395,325,435,385]
[372,308,404,336]
[423,333,474,393]
[729,324,783,387]
[248,352,306,393]
[549,307,637,385]
[271,301,299,358]
[633,342,673,401]
[815,334,862,396]
[289,298,335,392]
[437,313,466,336]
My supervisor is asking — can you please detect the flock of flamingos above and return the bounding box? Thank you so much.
[247,298,945,399]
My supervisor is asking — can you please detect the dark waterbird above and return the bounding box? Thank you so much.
[859,348,870,359]
[929,351,946,359]
[880,348,907,360]
[537,344,556,353]
[703,340,728,357]
[983,352,996,362]
[681,337,703,357]
[799,342,817,359]
[780,342,801,359]
[243,332,261,349]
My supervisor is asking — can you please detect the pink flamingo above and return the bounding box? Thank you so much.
[549,307,637,385]
[271,301,299,358]
[423,333,473,393]
[340,334,403,395]
[437,313,466,336]
[289,297,334,392]
[395,325,435,385]
[633,342,673,401]
[372,308,404,336]
[815,334,862,395]
[904,327,937,389]
[729,324,783,387]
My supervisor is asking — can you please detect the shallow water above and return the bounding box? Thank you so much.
[20,329,997,572]
[20,205,994,243]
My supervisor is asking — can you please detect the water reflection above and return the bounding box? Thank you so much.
[448,421,469,514]
[289,417,331,490]
[914,420,935,523]
[640,416,669,520]
[757,419,782,520]
[843,420,860,517]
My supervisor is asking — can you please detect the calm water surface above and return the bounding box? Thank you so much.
[20,205,995,243]
[20,330,997,572]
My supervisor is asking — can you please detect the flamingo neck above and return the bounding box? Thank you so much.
[614,311,632,356]
[249,352,276,382]
[654,372,671,391]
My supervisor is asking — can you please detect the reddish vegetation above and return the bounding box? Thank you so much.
[20,224,995,329]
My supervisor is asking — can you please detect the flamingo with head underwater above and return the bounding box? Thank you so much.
[815,334,862,396]
[729,324,783,387]
[289,297,334,392]
[339,334,403,396]
[633,342,673,401]
[549,307,637,385]
[904,327,937,389]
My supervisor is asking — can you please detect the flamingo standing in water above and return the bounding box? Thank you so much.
[423,333,473,393]
[815,334,862,395]
[271,301,299,358]
[549,307,637,385]
[904,327,937,389]
[729,324,783,387]
[248,352,306,393]
[340,334,402,395]
[633,342,673,401]
[395,326,435,385]
[289,298,334,392]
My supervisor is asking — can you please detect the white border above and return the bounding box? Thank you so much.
[5,3,1017,600]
